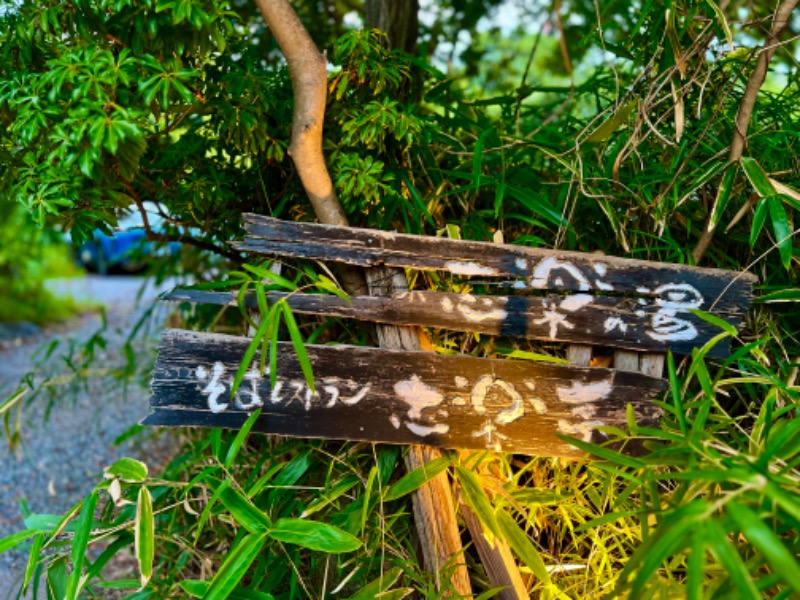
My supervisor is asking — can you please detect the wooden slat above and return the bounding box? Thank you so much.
[234,214,755,314]
[164,289,742,358]
[143,329,666,458]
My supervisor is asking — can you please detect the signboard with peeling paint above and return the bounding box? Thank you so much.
[143,330,666,458]
[144,215,755,455]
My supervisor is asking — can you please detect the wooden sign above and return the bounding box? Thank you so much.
[166,287,743,358]
[234,214,756,314]
[143,329,666,458]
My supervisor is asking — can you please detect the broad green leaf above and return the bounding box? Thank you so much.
[726,502,800,595]
[455,467,501,541]
[204,532,268,600]
[767,196,793,270]
[741,157,777,197]
[106,457,148,483]
[135,488,154,588]
[750,197,770,246]
[268,518,361,553]
[586,101,636,143]
[217,485,271,533]
[225,409,262,468]
[0,529,37,553]
[496,510,551,585]
[383,456,452,502]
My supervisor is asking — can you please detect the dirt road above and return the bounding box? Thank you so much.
[0,275,179,597]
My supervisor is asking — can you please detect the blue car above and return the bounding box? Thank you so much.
[77,203,181,274]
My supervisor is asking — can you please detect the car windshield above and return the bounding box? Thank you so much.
[116,202,165,231]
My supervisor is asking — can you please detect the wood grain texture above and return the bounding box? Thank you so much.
[234,214,756,313]
[164,288,742,358]
[364,267,472,596]
[144,329,666,458]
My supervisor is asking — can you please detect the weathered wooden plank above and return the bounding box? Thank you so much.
[165,288,741,357]
[143,330,666,458]
[234,214,756,314]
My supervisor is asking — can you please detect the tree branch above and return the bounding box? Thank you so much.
[253,0,348,227]
[692,0,798,263]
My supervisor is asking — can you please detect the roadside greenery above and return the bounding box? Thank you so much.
[1,0,799,597]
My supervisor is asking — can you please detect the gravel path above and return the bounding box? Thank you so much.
[0,276,180,597]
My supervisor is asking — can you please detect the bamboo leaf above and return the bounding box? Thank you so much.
[65,492,98,599]
[0,529,37,553]
[224,409,262,468]
[704,518,760,599]
[688,309,737,336]
[741,157,777,197]
[268,518,361,553]
[204,532,268,600]
[586,101,636,142]
[217,484,271,533]
[496,510,551,585]
[383,456,452,502]
[105,457,148,483]
[281,303,315,393]
[455,466,502,541]
[726,502,800,595]
[135,488,154,588]
[767,196,793,270]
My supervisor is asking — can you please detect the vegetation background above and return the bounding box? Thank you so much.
[1,0,799,597]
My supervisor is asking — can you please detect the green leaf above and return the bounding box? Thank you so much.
[751,197,770,246]
[455,466,502,541]
[768,196,793,270]
[668,352,688,435]
[281,303,314,393]
[688,309,737,336]
[586,101,636,143]
[268,518,361,553]
[135,487,154,588]
[204,532,268,600]
[23,532,44,592]
[709,165,736,227]
[344,567,403,599]
[0,529,38,553]
[106,457,148,483]
[225,408,262,468]
[65,492,98,599]
[741,157,777,197]
[496,510,551,585]
[473,127,494,191]
[755,288,800,303]
[231,315,269,397]
[383,456,452,502]
[726,502,800,595]
[618,500,708,598]
[704,518,760,599]
[242,263,297,291]
[217,485,271,533]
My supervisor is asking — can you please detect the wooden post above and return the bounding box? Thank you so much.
[366,267,473,596]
